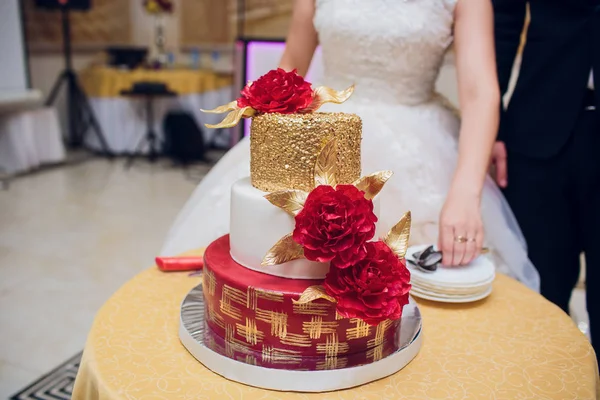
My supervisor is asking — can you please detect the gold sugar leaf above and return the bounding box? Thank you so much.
[314,139,338,187]
[264,190,309,216]
[293,286,337,305]
[204,106,256,129]
[200,100,238,114]
[261,234,305,266]
[384,211,412,258]
[353,170,394,200]
[303,85,356,113]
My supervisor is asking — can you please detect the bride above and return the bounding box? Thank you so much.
[161,0,540,291]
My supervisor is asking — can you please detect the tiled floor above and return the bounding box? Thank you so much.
[0,155,590,397]
[0,156,212,396]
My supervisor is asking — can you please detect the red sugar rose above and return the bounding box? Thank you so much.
[237,69,314,114]
[325,241,412,326]
[292,185,377,267]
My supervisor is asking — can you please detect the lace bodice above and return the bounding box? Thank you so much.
[314,0,457,105]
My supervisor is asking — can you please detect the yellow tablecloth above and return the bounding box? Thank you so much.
[79,66,233,98]
[73,250,598,400]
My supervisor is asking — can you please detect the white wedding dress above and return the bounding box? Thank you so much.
[161,0,540,291]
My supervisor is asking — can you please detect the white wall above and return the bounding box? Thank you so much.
[0,0,29,93]
[130,0,180,51]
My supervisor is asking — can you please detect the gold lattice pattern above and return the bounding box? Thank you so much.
[293,302,331,317]
[220,285,246,320]
[303,316,339,339]
[317,334,350,357]
[210,278,397,359]
[280,333,312,348]
[235,318,265,345]
[367,343,386,363]
[367,320,393,348]
[317,356,349,370]
[203,269,217,297]
[224,324,267,358]
[255,309,288,338]
[206,303,225,330]
[236,354,258,366]
[261,345,303,365]
[246,287,284,310]
[347,318,372,340]
[224,325,237,358]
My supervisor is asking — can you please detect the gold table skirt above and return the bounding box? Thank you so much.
[79,66,233,98]
[72,250,598,399]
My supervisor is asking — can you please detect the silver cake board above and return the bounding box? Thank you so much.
[179,282,423,393]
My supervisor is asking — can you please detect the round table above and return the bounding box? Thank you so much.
[73,250,599,399]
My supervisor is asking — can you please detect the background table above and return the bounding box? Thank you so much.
[0,106,65,175]
[79,67,234,153]
[73,250,599,399]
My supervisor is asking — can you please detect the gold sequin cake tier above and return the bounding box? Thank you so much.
[250,112,362,192]
[203,235,400,364]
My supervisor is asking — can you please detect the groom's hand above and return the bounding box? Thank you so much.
[491,141,508,188]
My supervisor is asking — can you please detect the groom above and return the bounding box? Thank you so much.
[492,0,599,349]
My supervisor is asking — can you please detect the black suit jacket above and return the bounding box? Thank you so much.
[494,0,599,158]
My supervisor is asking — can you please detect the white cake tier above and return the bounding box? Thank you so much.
[230,177,385,279]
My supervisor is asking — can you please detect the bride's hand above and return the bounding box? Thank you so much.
[438,188,484,266]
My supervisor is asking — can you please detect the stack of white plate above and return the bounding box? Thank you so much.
[406,245,495,303]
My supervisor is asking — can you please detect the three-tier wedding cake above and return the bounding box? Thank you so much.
[179,69,422,392]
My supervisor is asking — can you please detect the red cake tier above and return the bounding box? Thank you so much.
[202,235,401,369]
[201,319,400,371]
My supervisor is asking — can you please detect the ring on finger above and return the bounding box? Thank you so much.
[462,233,477,264]
[454,235,469,243]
